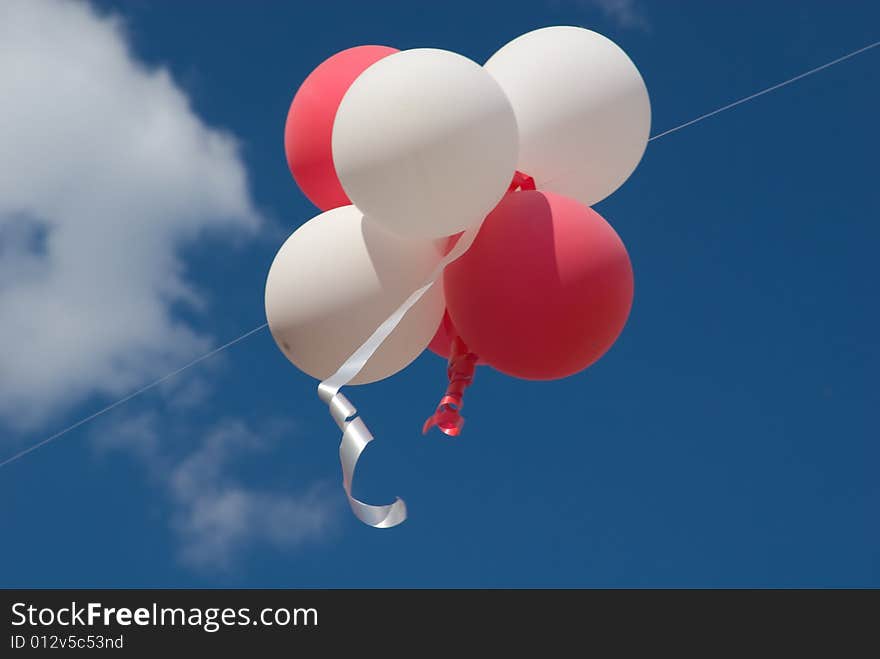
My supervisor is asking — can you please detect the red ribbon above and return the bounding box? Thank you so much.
[422,321,479,437]
[509,170,536,192]
[422,171,534,437]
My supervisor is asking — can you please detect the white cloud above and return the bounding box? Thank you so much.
[554,0,651,31]
[170,421,336,571]
[92,410,337,571]
[0,0,333,569]
[90,408,162,461]
[0,0,262,429]
[596,0,650,31]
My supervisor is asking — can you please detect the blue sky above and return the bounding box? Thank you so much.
[1,0,877,587]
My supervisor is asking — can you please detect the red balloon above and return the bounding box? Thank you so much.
[443,190,634,380]
[284,45,398,211]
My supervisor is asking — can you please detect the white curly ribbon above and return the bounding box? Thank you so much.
[317,226,480,528]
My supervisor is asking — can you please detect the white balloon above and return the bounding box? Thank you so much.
[332,48,518,239]
[265,205,445,384]
[484,26,651,206]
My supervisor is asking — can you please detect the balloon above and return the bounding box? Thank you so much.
[484,26,650,207]
[284,45,398,211]
[443,190,633,380]
[265,205,445,384]
[332,48,519,239]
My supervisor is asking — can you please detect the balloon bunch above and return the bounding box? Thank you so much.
[265,27,650,527]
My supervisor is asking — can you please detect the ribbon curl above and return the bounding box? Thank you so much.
[422,332,478,437]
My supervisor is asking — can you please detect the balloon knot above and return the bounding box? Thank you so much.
[509,170,536,192]
[423,335,479,437]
